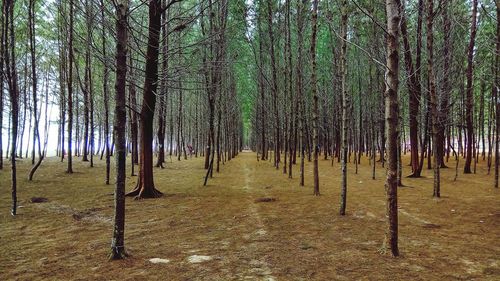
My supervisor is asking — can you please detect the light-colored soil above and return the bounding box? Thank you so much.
[0,152,499,280]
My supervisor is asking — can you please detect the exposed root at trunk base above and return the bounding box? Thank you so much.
[109,248,129,260]
[125,184,163,199]
[406,173,422,178]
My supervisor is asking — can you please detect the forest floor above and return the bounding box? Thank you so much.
[0,151,499,280]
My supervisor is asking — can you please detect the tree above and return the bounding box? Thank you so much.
[265,0,280,170]
[495,0,500,188]
[296,0,305,187]
[28,0,44,181]
[110,0,128,260]
[128,53,138,176]
[101,0,111,184]
[285,0,293,178]
[66,0,74,174]
[155,2,169,169]
[383,0,401,257]
[126,0,163,198]
[0,0,5,171]
[311,0,320,196]
[438,0,452,169]
[3,0,20,215]
[400,0,423,177]
[464,0,478,174]
[426,0,440,197]
[339,0,349,214]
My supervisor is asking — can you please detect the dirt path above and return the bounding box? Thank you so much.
[237,154,276,280]
[181,152,277,280]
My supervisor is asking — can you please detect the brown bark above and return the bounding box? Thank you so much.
[286,0,293,178]
[82,0,94,164]
[0,0,3,171]
[266,0,280,170]
[28,0,44,180]
[339,0,348,214]
[126,0,163,198]
[156,3,169,169]
[258,12,266,161]
[57,0,66,162]
[296,0,305,187]
[101,0,110,184]
[128,53,138,174]
[4,0,19,215]
[464,0,478,174]
[311,0,319,196]
[66,0,74,174]
[204,0,228,185]
[400,0,422,177]
[383,0,401,257]
[110,0,128,260]
[426,0,440,197]
[438,0,452,169]
[495,1,500,188]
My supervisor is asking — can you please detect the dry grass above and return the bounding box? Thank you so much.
[0,151,499,280]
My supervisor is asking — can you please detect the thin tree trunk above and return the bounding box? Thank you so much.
[28,0,44,180]
[494,0,499,188]
[266,0,280,170]
[383,0,401,257]
[427,0,440,197]
[110,0,128,260]
[101,0,110,184]
[0,0,3,171]
[464,0,478,174]
[400,0,422,177]
[311,0,319,196]
[155,3,169,168]
[296,0,305,186]
[339,0,348,214]
[128,53,138,174]
[4,0,20,215]
[66,0,74,173]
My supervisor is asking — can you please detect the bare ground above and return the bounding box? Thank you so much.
[0,152,499,280]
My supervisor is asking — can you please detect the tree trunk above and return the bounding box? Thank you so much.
[339,0,349,214]
[266,0,280,170]
[494,0,500,188]
[426,0,440,197]
[110,0,129,260]
[57,0,66,162]
[438,0,452,168]
[383,0,401,257]
[101,0,111,184]
[286,0,293,178]
[464,0,478,174]
[311,0,319,196]
[296,0,305,187]
[0,0,3,171]
[28,0,44,180]
[4,0,19,215]
[66,0,74,174]
[156,3,169,168]
[128,53,138,174]
[400,0,422,177]
[126,0,163,199]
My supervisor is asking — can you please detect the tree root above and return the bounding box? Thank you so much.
[125,184,163,199]
[406,173,421,178]
[109,248,129,260]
